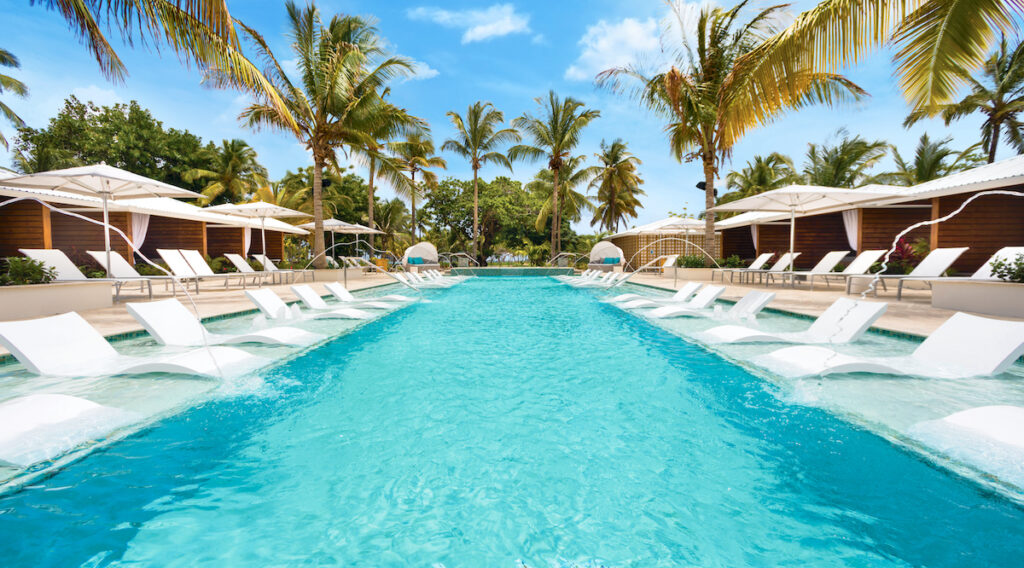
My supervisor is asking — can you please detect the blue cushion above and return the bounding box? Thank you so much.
[603,257,620,265]
[409,257,424,265]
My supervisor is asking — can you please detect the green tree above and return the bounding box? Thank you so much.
[375,198,410,254]
[598,1,864,261]
[185,139,268,205]
[441,101,519,258]
[216,2,416,268]
[0,48,27,150]
[881,134,985,185]
[801,131,888,187]
[509,91,600,255]
[525,155,597,235]
[390,132,447,238]
[589,139,645,232]
[718,152,797,215]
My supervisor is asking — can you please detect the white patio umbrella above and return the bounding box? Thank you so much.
[0,163,202,273]
[295,218,383,255]
[711,185,898,267]
[207,201,311,256]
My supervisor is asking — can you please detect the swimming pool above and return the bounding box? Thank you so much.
[2,277,1023,566]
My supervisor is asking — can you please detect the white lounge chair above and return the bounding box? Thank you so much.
[574,272,630,288]
[743,252,802,284]
[775,250,849,288]
[0,393,141,467]
[558,269,598,284]
[126,298,322,347]
[84,250,178,300]
[180,249,248,289]
[694,297,887,344]
[291,284,394,311]
[245,288,372,321]
[252,254,312,283]
[0,311,265,378]
[155,249,221,293]
[751,312,1024,378]
[224,253,275,286]
[20,248,141,300]
[712,253,773,283]
[789,249,887,291]
[651,290,775,319]
[891,246,1024,292]
[323,281,412,303]
[636,285,725,315]
[407,271,453,288]
[608,281,702,305]
[931,405,1024,449]
[846,247,969,299]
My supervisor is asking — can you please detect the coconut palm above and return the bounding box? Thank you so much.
[589,139,645,233]
[375,197,410,253]
[597,1,865,261]
[509,91,600,255]
[185,139,268,205]
[906,37,1024,163]
[442,101,520,257]
[721,153,796,199]
[0,48,27,150]
[881,134,985,185]
[211,2,415,267]
[390,132,447,238]
[261,167,355,216]
[801,131,888,187]
[526,155,598,233]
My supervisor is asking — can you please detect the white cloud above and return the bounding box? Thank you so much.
[565,17,660,81]
[408,60,440,81]
[407,4,531,44]
[69,85,122,106]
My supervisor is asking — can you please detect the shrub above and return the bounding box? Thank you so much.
[135,262,169,276]
[990,253,1024,283]
[879,237,923,274]
[80,265,107,278]
[716,255,744,268]
[679,255,707,268]
[208,255,236,273]
[1,257,57,286]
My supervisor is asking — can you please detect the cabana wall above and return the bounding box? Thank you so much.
[50,209,133,265]
[262,230,285,260]
[610,232,720,270]
[139,217,206,259]
[857,204,931,253]
[206,226,246,258]
[0,198,50,257]
[932,188,1024,272]
[719,226,755,260]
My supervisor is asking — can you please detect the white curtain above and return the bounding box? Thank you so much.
[750,224,759,252]
[243,227,252,255]
[130,213,150,248]
[841,210,858,251]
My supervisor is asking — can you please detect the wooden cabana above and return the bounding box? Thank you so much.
[608,217,718,269]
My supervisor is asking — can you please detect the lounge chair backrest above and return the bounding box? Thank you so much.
[253,254,280,271]
[746,253,774,271]
[973,247,1024,279]
[687,285,725,309]
[0,312,117,375]
[393,273,410,285]
[291,285,329,310]
[225,253,256,274]
[180,249,216,277]
[125,298,205,346]
[86,250,142,278]
[245,289,291,319]
[728,291,776,318]
[807,297,888,343]
[767,252,800,272]
[662,255,679,269]
[19,249,88,281]
[157,249,197,277]
[671,282,702,301]
[324,282,356,302]
[914,312,1024,376]
[907,247,969,277]
[807,251,850,273]
[841,250,886,275]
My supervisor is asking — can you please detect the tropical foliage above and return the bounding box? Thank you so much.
[881,134,985,185]
[524,155,597,233]
[390,132,447,238]
[801,131,889,187]
[185,139,268,205]
[716,152,796,217]
[589,139,645,232]
[0,48,27,150]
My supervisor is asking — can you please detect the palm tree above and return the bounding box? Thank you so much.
[526,155,598,233]
[390,132,447,238]
[185,139,268,205]
[213,2,414,268]
[906,37,1024,163]
[597,1,865,261]
[801,131,888,187]
[589,139,645,232]
[374,198,410,253]
[882,134,985,185]
[720,152,796,201]
[0,48,27,150]
[509,91,600,255]
[262,167,355,216]
[442,101,519,257]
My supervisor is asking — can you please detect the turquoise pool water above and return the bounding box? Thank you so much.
[2,277,1023,566]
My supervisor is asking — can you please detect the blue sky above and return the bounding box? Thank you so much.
[0,0,1002,232]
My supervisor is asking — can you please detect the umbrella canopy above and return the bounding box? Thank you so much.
[296,218,383,234]
[711,185,898,268]
[609,216,704,238]
[207,201,310,256]
[1,163,202,272]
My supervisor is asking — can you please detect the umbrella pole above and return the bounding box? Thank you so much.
[102,192,112,277]
[789,208,796,283]
[261,217,267,256]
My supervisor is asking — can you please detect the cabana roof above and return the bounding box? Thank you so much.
[878,154,1024,202]
[609,216,705,238]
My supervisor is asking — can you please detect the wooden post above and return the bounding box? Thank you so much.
[930,198,940,249]
[856,208,863,253]
[200,222,208,256]
[40,204,52,249]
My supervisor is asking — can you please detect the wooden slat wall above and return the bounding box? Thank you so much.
[935,189,1024,273]
[755,223,790,261]
[858,205,930,254]
[207,226,245,258]
[791,212,851,269]
[720,226,755,260]
[0,198,50,257]
[51,209,132,265]
[140,217,206,259]
[610,235,639,268]
[265,231,285,260]
[612,232,721,269]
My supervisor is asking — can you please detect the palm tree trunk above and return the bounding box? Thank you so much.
[312,156,327,269]
[367,157,376,249]
[411,170,418,240]
[551,168,560,255]
[988,121,1001,163]
[472,167,479,259]
[703,158,716,267]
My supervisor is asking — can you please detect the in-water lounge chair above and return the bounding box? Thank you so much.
[751,312,1024,378]
[126,298,322,347]
[407,271,452,288]
[559,270,598,284]
[291,284,394,311]
[323,282,411,304]
[693,297,887,345]
[774,250,849,288]
[845,247,969,299]
[246,288,372,321]
[712,253,773,283]
[927,405,1024,450]
[608,281,702,305]
[651,290,775,319]
[0,312,265,378]
[20,248,144,300]
[629,285,725,313]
